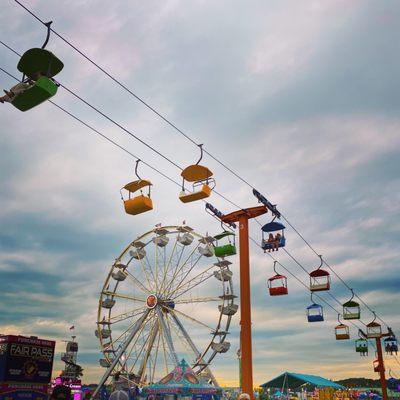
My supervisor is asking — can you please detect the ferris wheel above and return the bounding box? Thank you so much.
[95,224,237,388]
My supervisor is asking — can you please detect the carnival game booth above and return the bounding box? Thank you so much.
[141,360,222,400]
[0,335,55,400]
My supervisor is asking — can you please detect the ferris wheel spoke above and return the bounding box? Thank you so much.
[163,305,214,331]
[123,312,156,367]
[109,306,148,324]
[134,251,156,292]
[128,324,154,377]
[108,311,148,347]
[174,297,221,305]
[124,269,153,295]
[138,320,159,383]
[171,264,216,300]
[159,236,179,294]
[157,317,170,376]
[166,254,203,298]
[161,243,201,297]
[103,291,146,303]
[150,328,161,383]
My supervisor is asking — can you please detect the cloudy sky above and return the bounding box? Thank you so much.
[1,0,400,387]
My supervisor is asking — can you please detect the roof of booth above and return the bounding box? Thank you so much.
[260,372,344,390]
[142,359,222,395]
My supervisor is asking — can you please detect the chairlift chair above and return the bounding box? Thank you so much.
[307,293,324,322]
[261,220,286,251]
[121,160,153,216]
[179,144,215,203]
[268,261,288,296]
[373,359,383,373]
[309,255,330,292]
[384,336,398,355]
[335,315,350,340]
[11,22,64,111]
[367,313,382,338]
[214,231,236,258]
[355,339,368,356]
[343,290,361,320]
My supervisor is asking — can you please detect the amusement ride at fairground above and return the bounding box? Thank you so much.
[0,3,399,400]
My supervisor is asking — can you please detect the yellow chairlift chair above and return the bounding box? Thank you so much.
[179,144,215,203]
[121,160,153,216]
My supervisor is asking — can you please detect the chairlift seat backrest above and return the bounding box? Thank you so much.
[11,76,57,111]
[18,48,64,78]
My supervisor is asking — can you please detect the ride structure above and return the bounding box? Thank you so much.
[92,224,238,398]
[52,335,83,400]
[10,22,63,111]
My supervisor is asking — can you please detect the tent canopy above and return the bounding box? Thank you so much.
[260,372,344,390]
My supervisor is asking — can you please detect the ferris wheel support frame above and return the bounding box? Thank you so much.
[221,205,268,400]
[170,312,218,386]
[91,310,150,399]
[156,308,179,365]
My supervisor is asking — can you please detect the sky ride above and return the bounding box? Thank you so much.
[93,224,238,397]
[1,7,399,399]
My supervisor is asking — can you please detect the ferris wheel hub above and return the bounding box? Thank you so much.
[146,294,158,309]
